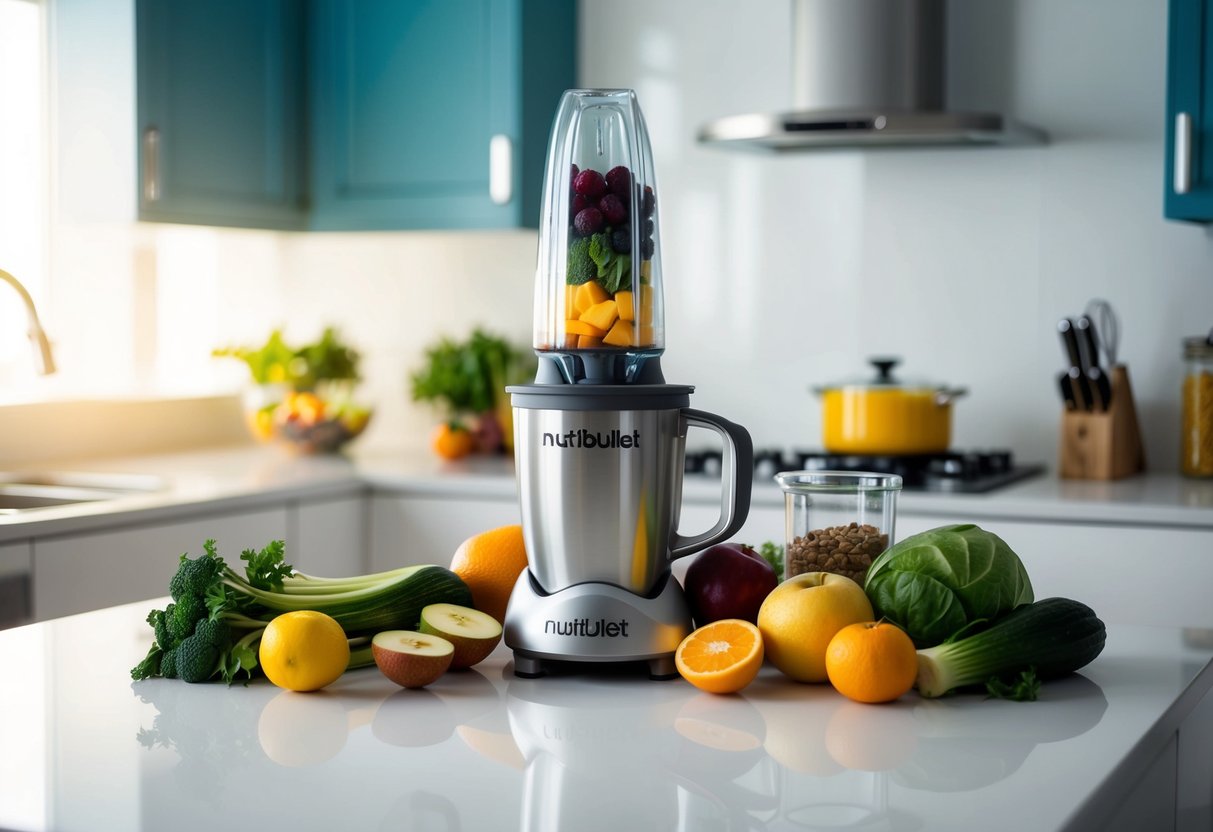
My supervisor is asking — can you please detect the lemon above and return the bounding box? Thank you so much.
[259,610,350,692]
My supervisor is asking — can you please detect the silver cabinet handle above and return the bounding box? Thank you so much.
[489,134,512,205]
[143,126,161,203]
[1175,112,1193,195]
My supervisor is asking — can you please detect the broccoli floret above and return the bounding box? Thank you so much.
[175,630,222,683]
[194,617,230,649]
[567,238,596,285]
[168,594,207,643]
[160,649,178,679]
[146,608,172,650]
[169,542,226,601]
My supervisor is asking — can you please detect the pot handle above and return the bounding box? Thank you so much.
[934,387,968,406]
[670,409,753,560]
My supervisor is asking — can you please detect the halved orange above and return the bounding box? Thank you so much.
[675,619,765,695]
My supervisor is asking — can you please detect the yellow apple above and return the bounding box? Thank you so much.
[756,572,874,683]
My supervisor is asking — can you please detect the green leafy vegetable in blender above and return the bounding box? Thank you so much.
[567,237,597,285]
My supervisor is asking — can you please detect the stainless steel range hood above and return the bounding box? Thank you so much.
[698,0,1047,151]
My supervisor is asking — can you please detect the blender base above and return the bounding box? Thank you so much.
[503,570,691,680]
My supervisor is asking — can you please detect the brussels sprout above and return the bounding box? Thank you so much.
[864,524,1034,648]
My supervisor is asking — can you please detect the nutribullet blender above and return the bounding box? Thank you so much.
[504,89,753,678]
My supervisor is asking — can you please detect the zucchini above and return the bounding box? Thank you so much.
[915,597,1106,698]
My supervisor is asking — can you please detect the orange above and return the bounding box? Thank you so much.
[450,525,530,623]
[674,619,764,695]
[824,621,918,704]
[432,422,475,460]
[259,610,350,692]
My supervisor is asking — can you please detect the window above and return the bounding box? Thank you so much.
[0,0,48,387]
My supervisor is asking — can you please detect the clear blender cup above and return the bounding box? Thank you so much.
[533,89,665,384]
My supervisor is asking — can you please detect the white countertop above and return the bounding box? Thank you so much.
[0,599,1209,832]
[2,443,1213,544]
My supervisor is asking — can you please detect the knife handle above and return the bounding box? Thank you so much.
[1058,318,1084,368]
[1058,371,1077,411]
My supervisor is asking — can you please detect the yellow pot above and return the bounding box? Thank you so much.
[817,359,965,455]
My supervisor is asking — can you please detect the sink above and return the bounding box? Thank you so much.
[0,473,163,514]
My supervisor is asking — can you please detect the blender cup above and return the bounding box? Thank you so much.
[533,89,665,384]
[775,471,902,584]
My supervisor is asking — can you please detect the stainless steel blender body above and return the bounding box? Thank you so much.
[510,384,753,596]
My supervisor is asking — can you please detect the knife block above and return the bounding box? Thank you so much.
[1059,365,1145,480]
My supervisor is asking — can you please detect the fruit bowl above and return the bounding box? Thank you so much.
[245,387,372,454]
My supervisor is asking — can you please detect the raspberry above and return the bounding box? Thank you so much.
[573,169,607,197]
[599,194,628,225]
[606,166,632,197]
[570,163,580,183]
[610,224,631,254]
[573,207,604,236]
[570,193,590,218]
[642,186,656,217]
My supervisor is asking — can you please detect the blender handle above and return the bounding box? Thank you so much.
[670,409,754,560]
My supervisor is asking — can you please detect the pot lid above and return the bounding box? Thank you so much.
[815,356,965,400]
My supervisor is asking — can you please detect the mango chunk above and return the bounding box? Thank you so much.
[579,299,618,333]
[638,285,654,326]
[616,290,635,322]
[577,335,604,348]
[565,285,578,318]
[575,281,609,315]
[565,319,606,338]
[638,324,655,346]
[603,318,634,347]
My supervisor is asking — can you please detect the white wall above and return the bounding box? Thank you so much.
[20,0,1213,472]
[573,0,1213,471]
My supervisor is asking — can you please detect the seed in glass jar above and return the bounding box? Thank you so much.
[786,523,889,583]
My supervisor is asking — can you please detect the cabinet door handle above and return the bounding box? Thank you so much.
[489,134,512,205]
[1175,112,1193,195]
[143,126,161,203]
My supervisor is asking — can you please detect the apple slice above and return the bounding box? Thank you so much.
[418,603,503,670]
[372,630,454,689]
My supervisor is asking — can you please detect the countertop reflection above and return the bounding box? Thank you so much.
[0,604,1208,832]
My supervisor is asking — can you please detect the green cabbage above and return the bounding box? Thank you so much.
[864,524,1034,648]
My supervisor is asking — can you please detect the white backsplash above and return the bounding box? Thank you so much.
[22,0,1212,471]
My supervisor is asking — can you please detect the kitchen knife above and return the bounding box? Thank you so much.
[1057,370,1078,411]
[1075,315,1113,411]
[1058,318,1093,410]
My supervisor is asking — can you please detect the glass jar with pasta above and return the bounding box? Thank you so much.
[1182,331,1213,477]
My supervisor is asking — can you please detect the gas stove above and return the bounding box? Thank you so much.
[684,448,1045,493]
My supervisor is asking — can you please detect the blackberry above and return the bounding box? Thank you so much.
[610,224,632,254]
[599,193,628,226]
[573,207,604,236]
[641,237,655,260]
[642,186,655,217]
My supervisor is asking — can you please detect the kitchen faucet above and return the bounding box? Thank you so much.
[0,268,56,375]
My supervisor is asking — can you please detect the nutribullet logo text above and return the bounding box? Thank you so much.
[543,617,630,637]
[541,428,640,449]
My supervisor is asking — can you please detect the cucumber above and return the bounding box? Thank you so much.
[915,597,1106,698]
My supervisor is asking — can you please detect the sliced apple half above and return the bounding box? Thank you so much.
[418,603,503,670]
[371,630,454,689]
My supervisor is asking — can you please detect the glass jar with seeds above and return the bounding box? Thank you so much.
[774,471,902,584]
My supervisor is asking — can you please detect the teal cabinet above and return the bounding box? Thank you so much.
[135,0,575,231]
[1165,0,1213,221]
[136,0,307,229]
[309,0,574,230]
